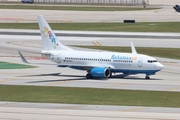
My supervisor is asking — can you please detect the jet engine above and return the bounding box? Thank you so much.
[90,68,111,78]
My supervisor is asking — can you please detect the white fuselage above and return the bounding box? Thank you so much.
[42,50,164,76]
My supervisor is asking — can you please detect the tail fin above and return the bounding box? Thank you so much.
[37,15,73,51]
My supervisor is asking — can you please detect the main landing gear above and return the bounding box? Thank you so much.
[86,73,93,79]
[86,70,92,79]
[145,76,150,79]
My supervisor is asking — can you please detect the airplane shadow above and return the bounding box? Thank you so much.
[17,72,163,84]
[18,73,88,83]
[27,78,87,83]
[17,73,62,77]
[111,74,163,81]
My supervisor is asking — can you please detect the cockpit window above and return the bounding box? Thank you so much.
[147,60,158,63]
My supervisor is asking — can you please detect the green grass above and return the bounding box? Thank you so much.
[0,85,180,107]
[1,22,180,32]
[73,46,180,59]
[0,61,36,69]
[0,5,158,11]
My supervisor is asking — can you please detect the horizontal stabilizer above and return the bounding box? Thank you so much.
[18,51,56,65]
[18,51,29,64]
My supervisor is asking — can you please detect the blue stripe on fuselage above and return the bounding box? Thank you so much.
[111,69,159,75]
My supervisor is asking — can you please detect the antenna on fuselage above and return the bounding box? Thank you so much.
[131,42,137,54]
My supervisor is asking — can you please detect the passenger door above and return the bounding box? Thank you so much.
[138,58,143,67]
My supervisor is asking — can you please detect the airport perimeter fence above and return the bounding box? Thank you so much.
[0,0,149,5]
[35,0,147,5]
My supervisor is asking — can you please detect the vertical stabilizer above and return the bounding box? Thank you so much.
[131,42,137,54]
[38,15,73,51]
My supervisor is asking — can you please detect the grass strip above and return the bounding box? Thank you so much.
[1,22,180,32]
[0,61,36,69]
[0,85,180,107]
[0,5,158,11]
[73,46,180,59]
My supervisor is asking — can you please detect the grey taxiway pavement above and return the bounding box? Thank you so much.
[0,30,180,92]
[0,2,180,23]
[0,101,180,120]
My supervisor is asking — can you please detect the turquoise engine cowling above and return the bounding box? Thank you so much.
[90,68,111,78]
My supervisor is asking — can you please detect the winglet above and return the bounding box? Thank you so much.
[18,51,29,64]
[131,42,137,54]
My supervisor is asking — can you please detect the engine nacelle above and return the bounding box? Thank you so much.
[90,68,111,78]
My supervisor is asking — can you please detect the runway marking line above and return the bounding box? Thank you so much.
[120,107,147,112]
[28,57,47,60]
[48,20,73,23]
[0,78,17,82]
[0,17,22,21]
[106,83,130,88]
[47,80,73,86]
[103,20,109,23]
[165,86,180,91]
[141,20,147,22]
[92,41,101,46]
[59,105,84,110]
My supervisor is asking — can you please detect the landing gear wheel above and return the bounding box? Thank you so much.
[145,76,150,79]
[86,74,92,79]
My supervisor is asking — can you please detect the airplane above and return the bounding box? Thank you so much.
[18,15,164,79]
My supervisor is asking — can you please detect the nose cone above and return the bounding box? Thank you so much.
[156,62,164,70]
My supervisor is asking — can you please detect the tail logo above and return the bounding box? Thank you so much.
[42,26,58,49]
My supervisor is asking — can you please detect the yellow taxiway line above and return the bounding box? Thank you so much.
[92,41,101,46]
